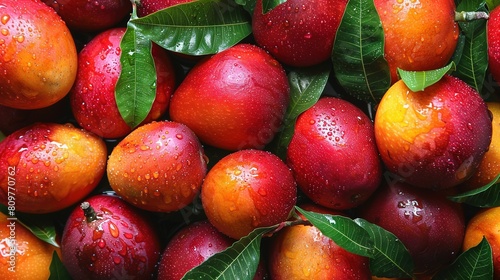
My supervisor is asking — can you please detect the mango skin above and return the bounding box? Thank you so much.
[201,149,297,239]
[286,97,383,210]
[0,0,77,109]
[375,75,492,190]
[0,122,107,213]
[107,121,208,213]
[169,43,289,151]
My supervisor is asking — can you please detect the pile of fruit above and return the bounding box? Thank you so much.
[1,0,500,279]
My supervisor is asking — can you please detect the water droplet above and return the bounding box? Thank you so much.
[1,28,8,36]
[109,222,119,238]
[97,239,106,248]
[113,256,121,264]
[175,134,183,140]
[124,232,133,239]
[258,188,267,196]
[93,229,104,240]
[1,15,10,25]
[15,35,24,43]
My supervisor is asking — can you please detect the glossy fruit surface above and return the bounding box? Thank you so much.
[374,0,459,83]
[374,75,492,189]
[252,0,347,67]
[61,194,161,280]
[461,102,500,190]
[0,122,107,213]
[169,43,289,151]
[70,27,176,139]
[287,97,382,210]
[488,5,500,84]
[157,220,234,280]
[201,149,297,239]
[107,121,207,213]
[267,204,370,280]
[0,0,77,109]
[42,0,131,32]
[0,212,60,280]
[463,206,500,279]
[357,181,465,277]
[137,0,194,17]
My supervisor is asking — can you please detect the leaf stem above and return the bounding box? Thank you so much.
[454,11,489,21]
[129,0,139,20]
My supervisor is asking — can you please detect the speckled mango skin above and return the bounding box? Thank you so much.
[0,212,60,280]
[107,121,208,213]
[0,122,107,213]
[201,149,297,239]
[374,75,492,190]
[374,0,459,83]
[0,0,77,109]
[286,97,382,210]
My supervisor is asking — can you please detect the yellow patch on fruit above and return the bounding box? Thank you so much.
[0,212,60,280]
[375,79,449,167]
[463,206,500,278]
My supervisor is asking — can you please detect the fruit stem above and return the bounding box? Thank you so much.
[454,11,489,21]
[81,202,98,223]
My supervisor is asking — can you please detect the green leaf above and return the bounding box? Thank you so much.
[448,174,500,207]
[181,225,275,280]
[295,206,374,258]
[486,0,500,10]
[271,63,330,160]
[20,219,59,247]
[16,212,60,247]
[0,130,5,142]
[262,0,287,13]
[433,237,493,280]
[0,205,59,247]
[331,0,391,103]
[354,218,414,278]
[116,6,157,129]
[453,1,489,94]
[48,251,72,280]
[131,0,252,56]
[398,62,456,92]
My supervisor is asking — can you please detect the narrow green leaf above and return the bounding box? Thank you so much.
[332,0,390,103]
[448,174,500,207]
[18,218,59,247]
[262,0,287,13]
[116,6,157,129]
[48,251,72,280]
[131,0,252,56]
[454,1,489,94]
[295,206,374,258]
[354,218,414,278]
[181,225,275,280]
[433,237,493,280]
[0,205,59,247]
[272,63,330,160]
[398,62,456,92]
